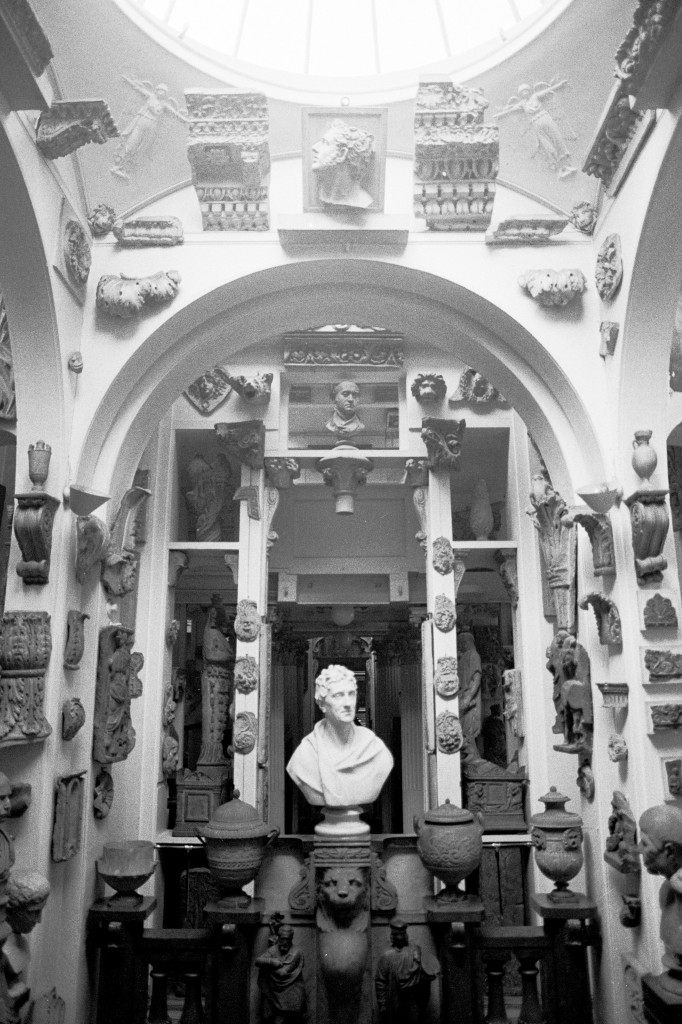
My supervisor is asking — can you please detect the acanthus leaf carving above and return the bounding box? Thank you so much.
[642,592,678,629]
[528,477,576,632]
[36,100,118,159]
[0,610,52,746]
[579,592,622,646]
[625,488,669,583]
[96,270,181,319]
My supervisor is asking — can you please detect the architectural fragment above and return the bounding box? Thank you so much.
[62,220,91,289]
[183,453,232,541]
[29,989,65,1024]
[234,655,258,694]
[583,86,646,190]
[527,476,576,632]
[495,79,577,179]
[93,625,143,764]
[668,444,682,530]
[265,458,300,489]
[644,648,682,681]
[36,100,118,159]
[0,0,53,79]
[487,217,567,244]
[51,771,85,862]
[449,367,504,406]
[662,757,682,800]
[185,90,270,231]
[13,486,59,585]
[316,447,373,515]
[0,293,15,420]
[604,792,640,874]
[503,669,524,738]
[305,108,386,212]
[111,78,187,179]
[461,743,527,832]
[404,458,429,551]
[569,201,598,234]
[61,698,85,741]
[608,734,628,763]
[435,711,463,754]
[232,711,257,755]
[434,657,459,699]
[494,550,519,608]
[0,611,52,746]
[215,419,265,469]
[75,515,109,584]
[101,485,151,599]
[546,631,593,761]
[469,480,494,539]
[233,485,260,520]
[112,215,184,246]
[184,367,232,415]
[518,268,586,307]
[596,682,629,709]
[595,234,623,301]
[414,81,499,230]
[87,204,115,236]
[433,594,456,633]
[642,592,678,629]
[63,610,88,670]
[234,600,260,643]
[625,489,669,583]
[226,372,273,403]
[421,417,465,470]
[410,374,447,404]
[579,593,622,646]
[648,703,682,731]
[600,321,619,358]
[95,270,180,319]
[282,327,404,368]
[615,0,680,95]
[432,536,455,575]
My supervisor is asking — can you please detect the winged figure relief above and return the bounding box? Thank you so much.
[495,79,577,179]
[111,77,188,180]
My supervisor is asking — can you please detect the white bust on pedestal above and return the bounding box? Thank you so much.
[286,664,393,835]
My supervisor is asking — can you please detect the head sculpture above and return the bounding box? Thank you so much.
[315,664,357,715]
[639,803,682,880]
[311,120,375,209]
[0,773,11,819]
[331,380,360,419]
[7,869,50,934]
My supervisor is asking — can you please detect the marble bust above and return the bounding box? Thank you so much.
[639,802,682,991]
[286,665,392,831]
[312,120,375,210]
[325,381,365,439]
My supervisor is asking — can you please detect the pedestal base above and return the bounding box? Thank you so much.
[315,805,369,836]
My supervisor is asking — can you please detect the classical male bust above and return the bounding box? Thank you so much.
[325,381,365,439]
[311,120,375,210]
[639,803,682,983]
[286,665,393,808]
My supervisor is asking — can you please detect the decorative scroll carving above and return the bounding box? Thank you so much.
[87,204,116,236]
[288,856,314,913]
[215,419,265,470]
[184,367,233,415]
[112,215,183,246]
[414,81,498,230]
[643,592,678,628]
[649,703,682,730]
[604,791,641,874]
[569,201,598,235]
[36,100,118,159]
[518,268,586,307]
[579,593,622,646]
[449,367,504,406]
[234,655,258,694]
[51,772,85,862]
[233,485,260,521]
[625,488,669,583]
[101,485,151,599]
[61,698,85,741]
[436,711,463,753]
[282,327,404,368]
[583,86,645,190]
[546,630,593,760]
[227,373,273,403]
[0,0,53,78]
[644,648,682,681]
[595,233,623,301]
[503,669,524,738]
[432,537,455,575]
[265,458,300,489]
[566,508,615,577]
[232,711,257,755]
[63,610,88,670]
[93,625,143,764]
[614,0,679,93]
[528,477,576,632]
[0,295,15,421]
[234,599,261,643]
[410,374,447,404]
[264,486,280,551]
[421,417,465,471]
[13,490,59,585]
[0,611,52,746]
[434,656,459,699]
[494,550,518,608]
[433,594,456,633]
[95,270,180,319]
[370,853,398,912]
[185,90,270,231]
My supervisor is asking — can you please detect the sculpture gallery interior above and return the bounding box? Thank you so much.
[2,0,682,1021]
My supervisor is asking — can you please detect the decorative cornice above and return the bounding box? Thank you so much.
[36,100,118,159]
[583,85,648,191]
[112,216,184,247]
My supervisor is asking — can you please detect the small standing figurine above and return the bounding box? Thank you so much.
[255,923,307,1023]
[375,919,439,1024]
[457,632,483,750]
[325,381,365,441]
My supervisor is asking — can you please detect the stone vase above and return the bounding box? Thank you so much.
[530,786,584,902]
[28,441,51,490]
[413,798,483,899]
[632,430,657,487]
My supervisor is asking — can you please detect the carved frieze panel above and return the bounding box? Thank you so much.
[414,81,498,230]
[646,701,682,732]
[184,367,233,415]
[495,78,577,179]
[579,593,622,646]
[503,669,524,738]
[625,488,669,583]
[436,711,463,754]
[93,625,142,764]
[603,791,640,874]
[112,215,184,246]
[63,610,89,669]
[234,655,258,694]
[227,372,273,403]
[432,536,455,575]
[595,234,623,301]
[566,508,616,577]
[421,417,465,471]
[640,590,678,630]
[642,646,682,683]
[13,491,59,585]
[282,329,404,368]
[185,90,270,231]
[215,419,265,470]
[234,599,261,643]
[528,478,576,632]
[0,610,52,746]
[112,78,187,180]
[410,374,447,404]
[433,594,456,633]
[449,367,505,406]
[36,100,118,159]
[583,86,648,191]
[51,771,85,862]
[96,270,180,319]
[487,217,567,244]
[61,698,85,741]
[599,321,619,358]
[232,711,257,755]
[434,656,459,699]
[518,268,586,307]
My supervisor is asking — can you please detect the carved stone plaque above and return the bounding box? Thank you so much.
[433,594,456,633]
[436,711,463,754]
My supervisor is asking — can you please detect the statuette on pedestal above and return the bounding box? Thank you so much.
[530,787,584,903]
[255,924,307,1023]
[414,799,483,901]
[375,919,440,1022]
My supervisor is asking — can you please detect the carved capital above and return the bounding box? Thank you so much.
[13,490,59,585]
[0,610,52,746]
[215,419,265,469]
[519,268,586,307]
[579,592,622,646]
[36,99,118,159]
[421,417,465,471]
[316,448,373,515]
[565,508,616,577]
[625,488,670,583]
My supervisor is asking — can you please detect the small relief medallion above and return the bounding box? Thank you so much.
[234,655,259,694]
[232,712,258,755]
[432,537,455,576]
[436,711,463,754]
[434,657,459,699]
[234,600,261,643]
[433,594,456,633]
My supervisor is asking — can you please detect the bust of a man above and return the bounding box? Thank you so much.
[312,120,375,210]
[286,665,393,809]
[325,381,365,439]
[639,803,682,984]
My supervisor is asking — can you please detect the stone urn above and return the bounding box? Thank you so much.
[197,789,279,907]
[632,429,657,487]
[28,441,51,490]
[414,798,483,900]
[530,786,584,902]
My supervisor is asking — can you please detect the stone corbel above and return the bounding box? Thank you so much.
[36,99,118,158]
[625,488,669,583]
[596,682,629,710]
[215,419,265,470]
[494,550,518,607]
[564,507,616,577]
[579,593,622,646]
[0,610,52,746]
[527,479,576,633]
[13,490,60,584]
[421,418,465,471]
[404,458,429,551]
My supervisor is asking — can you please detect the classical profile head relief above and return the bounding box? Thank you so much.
[312,120,375,209]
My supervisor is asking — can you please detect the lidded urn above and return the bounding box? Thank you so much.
[414,798,483,900]
[197,789,278,907]
[530,786,583,902]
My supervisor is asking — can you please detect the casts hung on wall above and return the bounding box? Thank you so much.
[303,107,387,213]
[215,420,265,470]
[527,475,577,633]
[565,506,616,578]
[226,373,273,403]
[595,234,623,301]
[600,321,619,358]
[36,100,118,159]
[569,201,598,234]
[75,484,150,598]
[410,374,447,405]
[63,610,89,670]
[51,771,85,862]
[518,268,586,307]
[579,592,622,646]
[95,270,181,319]
[604,791,641,874]
[112,216,184,246]
[112,77,187,180]
[421,418,465,470]
[183,367,233,415]
[449,367,505,406]
[495,79,577,179]
[0,611,52,747]
[62,698,85,741]
[14,442,60,586]
[640,592,678,629]
[87,204,116,236]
